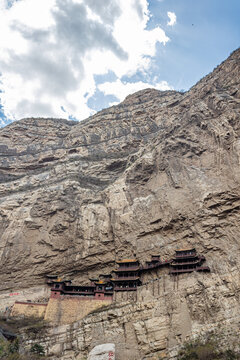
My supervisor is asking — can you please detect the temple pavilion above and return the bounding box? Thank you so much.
[46,249,210,298]
[92,274,114,299]
[169,248,210,275]
[111,259,142,291]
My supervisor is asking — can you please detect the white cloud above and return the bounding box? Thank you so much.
[167,11,176,26]
[0,0,172,122]
[98,79,172,102]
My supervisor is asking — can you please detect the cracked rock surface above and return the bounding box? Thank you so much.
[0,49,240,358]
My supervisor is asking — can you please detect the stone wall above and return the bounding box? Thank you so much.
[1,50,240,359]
[11,301,47,318]
[44,296,112,325]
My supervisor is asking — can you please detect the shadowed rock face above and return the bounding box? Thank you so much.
[0,49,240,358]
[0,88,186,288]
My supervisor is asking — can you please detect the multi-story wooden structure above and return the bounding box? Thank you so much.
[112,259,142,291]
[47,249,210,299]
[93,275,114,299]
[169,248,210,275]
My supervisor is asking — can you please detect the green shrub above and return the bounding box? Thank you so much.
[0,339,19,359]
[0,338,46,359]
[177,336,240,360]
[30,343,45,356]
[178,339,218,360]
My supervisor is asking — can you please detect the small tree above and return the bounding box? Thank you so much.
[30,343,45,356]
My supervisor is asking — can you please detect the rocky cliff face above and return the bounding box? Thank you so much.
[0,49,240,358]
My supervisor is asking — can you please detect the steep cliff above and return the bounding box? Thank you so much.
[0,49,240,359]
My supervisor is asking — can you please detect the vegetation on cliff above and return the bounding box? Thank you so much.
[0,315,48,359]
[178,334,240,360]
[0,338,46,359]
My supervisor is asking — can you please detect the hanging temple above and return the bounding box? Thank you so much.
[48,248,210,300]
[9,248,210,325]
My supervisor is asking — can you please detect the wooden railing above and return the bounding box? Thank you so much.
[114,267,140,272]
[171,260,201,266]
[175,253,197,258]
[170,266,210,274]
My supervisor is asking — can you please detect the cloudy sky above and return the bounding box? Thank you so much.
[0,0,239,127]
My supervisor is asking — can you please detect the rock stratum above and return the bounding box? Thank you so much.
[0,49,240,359]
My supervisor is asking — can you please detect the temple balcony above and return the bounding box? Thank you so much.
[113,272,139,277]
[174,253,198,259]
[170,268,197,274]
[170,266,210,274]
[113,266,140,272]
[196,266,210,272]
[171,260,202,266]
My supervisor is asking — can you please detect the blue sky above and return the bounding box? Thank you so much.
[148,0,240,91]
[0,0,239,127]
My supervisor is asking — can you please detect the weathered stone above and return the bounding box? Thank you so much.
[0,49,240,359]
[87,343,115,360]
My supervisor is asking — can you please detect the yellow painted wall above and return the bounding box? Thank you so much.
[11,302,47,318]
[44,297,112,325]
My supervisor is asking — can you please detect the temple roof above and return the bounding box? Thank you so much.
[116,259,138,263]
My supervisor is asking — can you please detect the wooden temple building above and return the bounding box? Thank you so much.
[111,259,141,291]
[47,248,210,299]
[169,248,210,275]
[50,277,113,300]
[10,249,211,325]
